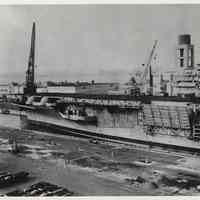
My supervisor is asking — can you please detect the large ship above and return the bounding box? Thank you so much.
[18,94,200,152]
[5,24,200,152]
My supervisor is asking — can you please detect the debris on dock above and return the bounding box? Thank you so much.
[0,171,29,188]
[160,174,200,190]
[125,176,146,185]
[6,182,74,196]
[89,138,100,144]
[8,137,28,154]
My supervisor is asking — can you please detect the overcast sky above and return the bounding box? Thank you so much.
[1,4,200,83]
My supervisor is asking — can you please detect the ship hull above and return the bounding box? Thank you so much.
[20,107,200,152]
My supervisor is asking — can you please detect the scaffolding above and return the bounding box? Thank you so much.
[142,104,190,130]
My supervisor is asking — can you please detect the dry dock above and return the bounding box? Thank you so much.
[0,113,200,195]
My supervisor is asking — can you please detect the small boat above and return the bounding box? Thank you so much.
[59,107,97,125]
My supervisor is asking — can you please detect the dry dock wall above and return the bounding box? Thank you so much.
[86,107,139,128]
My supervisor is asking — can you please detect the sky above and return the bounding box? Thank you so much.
[1,4,200,83]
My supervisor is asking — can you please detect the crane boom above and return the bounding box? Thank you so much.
[142,40,158,81]
[147,40,157,69]
[142,40,158,95]
[24,22,36,95]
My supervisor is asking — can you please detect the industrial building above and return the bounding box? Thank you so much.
[0,83,24,96]
[151,34,200,97]
[171,34,200,97]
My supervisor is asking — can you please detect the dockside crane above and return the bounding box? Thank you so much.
[141,40,158,95]
[23,22,36,96]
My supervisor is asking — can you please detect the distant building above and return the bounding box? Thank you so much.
[108,84,140,95]
[176,34,194,69]
[108,77,140,95]
[0,83,24,95]
[10,83,24,94]
[35,81,119,94]
[36,86,76,93]
[152,72,173,96]
[0,84,11,95]
[36,87,48,93]
[47,86,76,93]
[36,81,76,94]
[75,82,119,94]
[38,82,118,94]
[173,68,200,97]
[170,34,199,97]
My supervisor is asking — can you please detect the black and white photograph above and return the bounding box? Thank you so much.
[1,3,200,196]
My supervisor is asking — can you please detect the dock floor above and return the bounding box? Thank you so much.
[0,113,200,195]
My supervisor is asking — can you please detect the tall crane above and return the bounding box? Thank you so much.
[24,22,36,95]
[142,40,158,95]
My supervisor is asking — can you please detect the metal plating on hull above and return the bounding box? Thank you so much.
[19,98,200,152]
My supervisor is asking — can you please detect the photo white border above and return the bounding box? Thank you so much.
[0,1,200,200]
[0,0,200,4]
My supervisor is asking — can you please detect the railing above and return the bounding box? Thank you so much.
[6,92,200,103]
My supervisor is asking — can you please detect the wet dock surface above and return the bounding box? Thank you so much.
[0,113,200,195]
